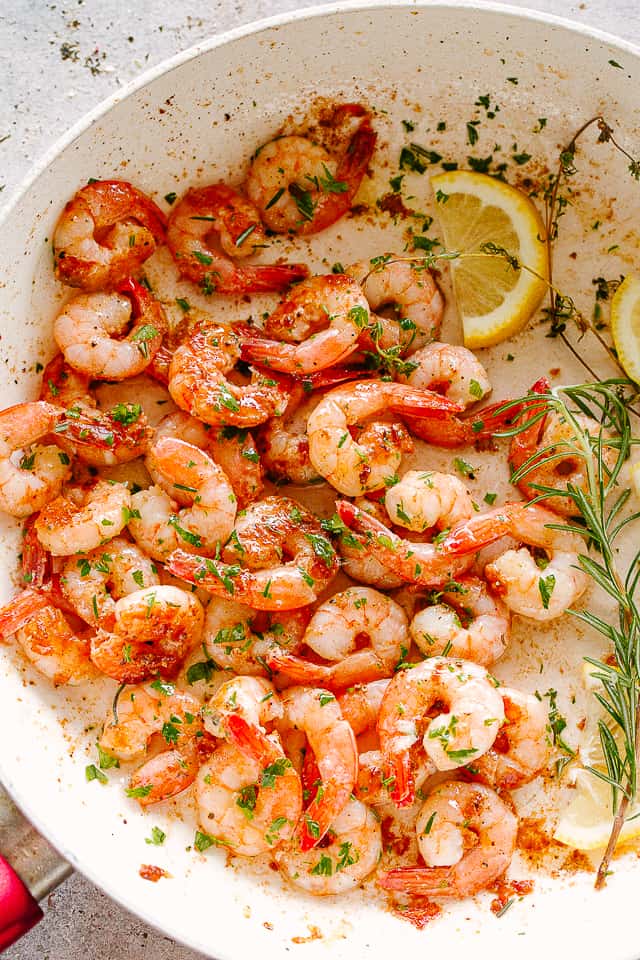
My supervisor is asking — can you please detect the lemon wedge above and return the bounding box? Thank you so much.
[611,274,640,384]
[430,170,548,348]
[554,662,640,850]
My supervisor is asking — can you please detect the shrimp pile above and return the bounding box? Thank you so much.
[0,101,597,919]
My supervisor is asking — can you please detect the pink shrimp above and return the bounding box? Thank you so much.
[166,182,308,295]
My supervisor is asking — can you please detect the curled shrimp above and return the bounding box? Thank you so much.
[53,179,166,291]
[166,182,307,295]
[469,687,548,789]
[256,383,321,486]
[129,435,237,560]
[100,682,207,805]
[346,257,444,348]
[0,588,95,684]
[40,355,151,466]
[277,686,358,850]
[377,657,505,806]
[336,498,403,590]
[0,401,70,518]
[384,470,475,533]
[34,479,131,556]
[59,536,159,627]
[53,278,166,381]
[275,797,382,895]
[197,739,302,856]
[203,597,309,676]
[410,576,510,667]
[335,499,474,588]
[90,584,204,682]
[307,380,461,496]
[246,103,376,235]
[448,502,589,620]
[240,275,370,374]
[168,323,290,428]
[379,781,517,898]
[267,587,409,690]
[166,496,339,611]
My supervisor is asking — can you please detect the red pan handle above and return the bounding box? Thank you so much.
[0,853,42,950]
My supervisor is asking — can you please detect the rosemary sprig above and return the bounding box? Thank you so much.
[492,378,640,887]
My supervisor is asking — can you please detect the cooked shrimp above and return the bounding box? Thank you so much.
[90,584,204,682]
[277,686,358,850]
[276,797,382,895]
[241,275,370,374]
[53,279,166,380]
[355,748,436,806]
[41,355,151,466]
[335,499,474,588]
[307,380,461,496]
[379,781,517,897]
[166,182,307,295]
[202,597,309,676]
[508,378,615,517]
[336,498,403,589]
[246,103,376,235]
[385,470,475,533]
[256,384,321,485]
[0,401,70,518]
[168,323,290,428]
[347,257,444,348]
[196,740,302,856]
[34,479,130,555]
[53,179,166,290]
[99,682,206,805]
[449,502,589,620]
[0,588,94,684]
[469,687,548,789]
[203,675,283,745]
[377,657,505,806]
[59,536,159,627]
[410,576,510,667]
[267,587,409,689]
[337,679,390,736]
[167,496,339,611]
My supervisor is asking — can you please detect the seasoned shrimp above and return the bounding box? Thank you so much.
[0,401,70,518]
[53,179,166,290]
[336,498,403,590]
[202,597,309,676]
[449,502,589,620]
[276,797,382,895]
[379,781,517,897]
[34,479,130,555]
[256,384,320,485]
[53,279,166,380]
[241,275,370,374]
[40,355,151,466]
[0,588,94,685]
[336,499,474,588]
[267,587,409,690]
[347,258,444,348]
[167,496,339,611]
[59,536,159,626]
[410,576,510,667]
[99,682,206,805]
[132,435,237,558]
[168,323,290,428]
[166,183,307,295]
[337,679,390,736]
[196,740,302,856]
[469,687,548,789]
[307,380,461,496]
[90,584,204,682]
[385,470,475,533]
[203,675,283,745]
[377,657,505,806]
[246,103,376,235]
[277,686,358,850]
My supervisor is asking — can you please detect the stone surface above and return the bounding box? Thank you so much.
[2,0,639,956]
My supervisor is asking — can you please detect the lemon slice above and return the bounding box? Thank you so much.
[430,170,548,348]
[554,662,640,850]
[611,274,640,384]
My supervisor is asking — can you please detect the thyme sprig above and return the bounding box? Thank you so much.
[492,379,640,887]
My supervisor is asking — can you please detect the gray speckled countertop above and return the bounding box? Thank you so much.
[2,0,640,956]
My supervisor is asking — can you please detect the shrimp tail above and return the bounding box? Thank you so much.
[222,263,309,295]
[378,866,452,894]
[21,516,51,588]
[224,713,275,764]
[389,754,415,807]
[440,503,528,555]
[0,589,50,640]
[265,647,332,684]
[387,386,464,420]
